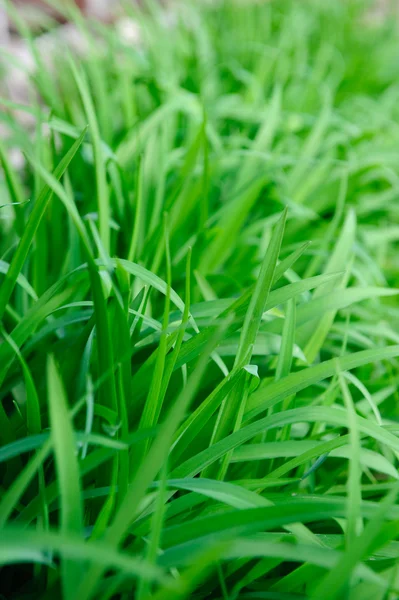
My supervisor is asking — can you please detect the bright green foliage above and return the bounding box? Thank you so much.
[1,1,399,598]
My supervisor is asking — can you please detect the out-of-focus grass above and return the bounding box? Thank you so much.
[1,0,399,598]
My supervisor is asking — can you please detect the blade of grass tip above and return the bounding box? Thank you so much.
[0,127,87,323]
[68,55,110,254]
[207,208,287,479]
[158,247,192,417]
[136,214,172,462]
[312,484,399,600]
[344,371,382,426]
[337,364,363,549]
[128,155,144,263]
[235,207,287,365]
[75,317,232,600]
[273,241,311,285]
[47,355,84,600]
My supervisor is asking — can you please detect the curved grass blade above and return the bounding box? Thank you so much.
[172,405,399,479]
[0,527,166,584]
[245,345,399,422]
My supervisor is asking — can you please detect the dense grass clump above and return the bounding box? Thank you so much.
[2,0,399,598]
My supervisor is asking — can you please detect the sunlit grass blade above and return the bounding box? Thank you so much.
[47,355,83,600]
[68,56,110,253]
[208,208,287,478]
[137,216,172,460]
[337,367,363,549]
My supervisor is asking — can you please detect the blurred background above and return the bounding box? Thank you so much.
[0,0,136,167]
[0,0,141,111]
[1,1,110,30]
[1,1,111,42]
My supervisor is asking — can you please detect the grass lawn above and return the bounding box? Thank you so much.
[1,0,399,598]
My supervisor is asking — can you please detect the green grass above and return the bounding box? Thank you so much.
[1,0,399,598]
